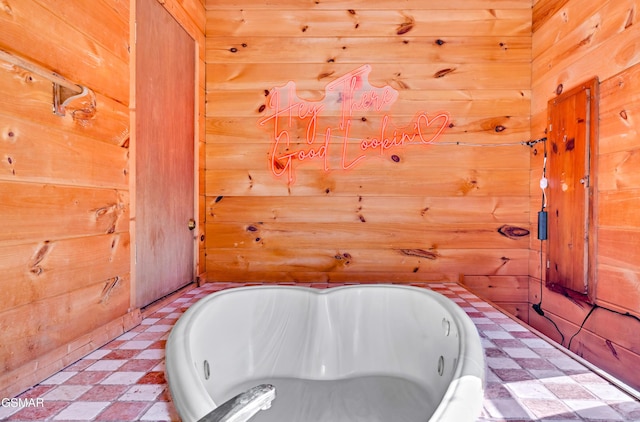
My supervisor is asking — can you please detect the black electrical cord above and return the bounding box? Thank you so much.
[533,139,547,316]
[567,305,597,350]
[533,235,565,346]
[532,237,544,316]
[566,304,640,352]
[603,306,640,323]
[531,137,640,349]
[531,138,565,345]
[544,313,566,346]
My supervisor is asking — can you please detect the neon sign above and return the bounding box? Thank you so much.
[258,64,450,184]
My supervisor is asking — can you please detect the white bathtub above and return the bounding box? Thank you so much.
[166,284,485,422]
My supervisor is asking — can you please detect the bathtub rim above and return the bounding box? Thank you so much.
[165,283,485,422]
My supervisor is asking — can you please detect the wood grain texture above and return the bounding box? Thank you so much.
[204,1,533,286]
[207,248,530,278]
[528,301,640,387]
[0,60,129,147]
[206,0,533,10]
[531,0,640,117]
[532,0,570,33]
[531,0,640,390]
[529,276,640,375]
[206,62,532,91]
[206,9,532,37]
[208,196,529,224]
[134,0,196,307]
[0,115,129,187]
[0,275,130,376]
[463,275,530,302]
[0,234,130,313]
[462,275,530,322]
[0,308,140,399]
[0,182,129,245]
[207,222,530,250]
[206,168,530,197]
[599,61,640,155]
[0,0,129,103]
[0,0,207,398]
[206,36,531,64]
[207,89,531,117]
[206,115,530,145]
[207,143,530,170]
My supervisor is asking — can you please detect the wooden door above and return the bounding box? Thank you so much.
[135,0,195,307]
[546,78,598,300]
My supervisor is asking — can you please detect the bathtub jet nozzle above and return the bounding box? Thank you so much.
[198,384,276,422]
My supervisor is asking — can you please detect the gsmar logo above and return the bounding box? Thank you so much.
[1,397,44,408]
[259,64,450,184]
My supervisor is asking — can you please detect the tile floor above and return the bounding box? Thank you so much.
[1,282,639,421]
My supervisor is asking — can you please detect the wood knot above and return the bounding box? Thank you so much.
[272,158,286,170]
[625,8,634,28]
[605,339,619,359]
[334,252,352,265]
[497,225,530,239]
[29,241,52,277]
[3,128,16,142]
[100,277,121,304]
[399,249,438,260]
[459,177,479,195]
[318,71,336,80]
[396,21,414,35]
[0,1,14,15]
[434,68,455,78]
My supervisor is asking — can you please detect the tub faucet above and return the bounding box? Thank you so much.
[197,384,276,422]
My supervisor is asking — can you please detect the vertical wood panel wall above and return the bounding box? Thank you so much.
[0,0,205,398]
[530,0,640,390]
[204,1,533,291]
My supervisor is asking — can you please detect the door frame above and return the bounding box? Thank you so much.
[545,77,598,303]
[129,0,205,309]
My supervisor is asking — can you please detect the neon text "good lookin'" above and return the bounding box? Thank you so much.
[258,65,450,184]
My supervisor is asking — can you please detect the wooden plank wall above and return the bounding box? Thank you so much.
[530,0,640,390]
[0,0,206,398]
[0,0,132,398]
[204,1,533,291]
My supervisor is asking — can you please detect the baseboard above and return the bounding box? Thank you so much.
[0,309,141,399]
